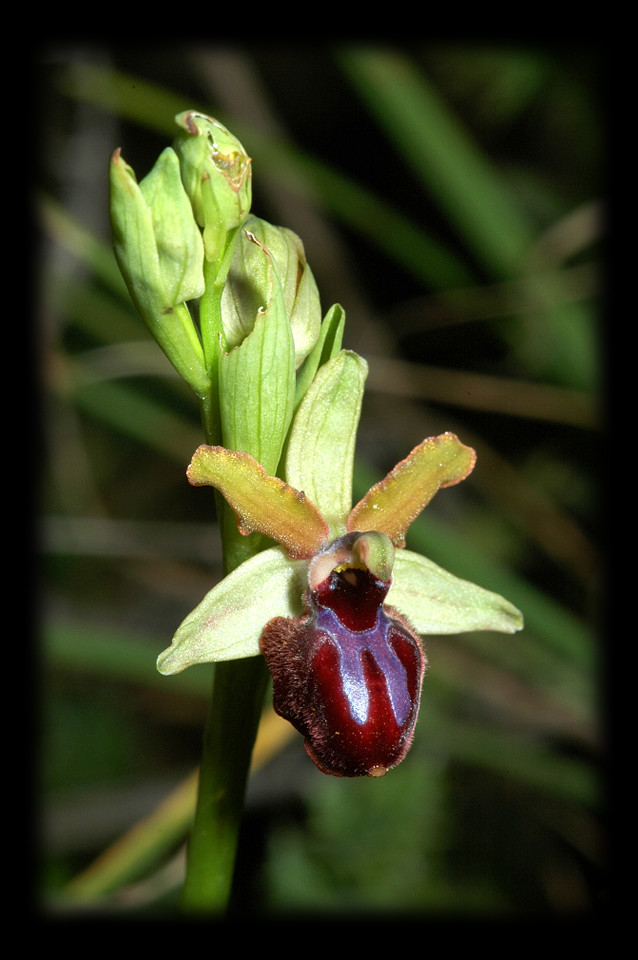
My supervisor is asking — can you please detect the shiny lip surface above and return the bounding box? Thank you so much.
[312,602,414,728]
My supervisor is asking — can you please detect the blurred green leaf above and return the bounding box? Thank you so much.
[338,46,534,276]
[46,621,214,700]
[337,46,598,391]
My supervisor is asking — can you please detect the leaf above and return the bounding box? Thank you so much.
[156,547,308,673]
[388,548,524,636]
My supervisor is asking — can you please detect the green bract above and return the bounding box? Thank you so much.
[218,226,296,476]
[286,350,367,535]
[157,350,523,676]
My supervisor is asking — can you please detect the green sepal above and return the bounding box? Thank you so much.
[156,547,308,673]
[220,224,274,350]
[110,147,205,310]
[283,226,321,369]
[286,350,368,536]
[236,218,321,369]
[187,445,329,559]
[348,432,477,547]
[388,548,524,635]
[110,148,165,311]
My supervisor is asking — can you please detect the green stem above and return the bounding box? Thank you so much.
[179,509,267,913]
[180,655,269,914]
[180,515,268,915]
[199,227,244,374]
[181,262,270,911]
[197,260,224,446]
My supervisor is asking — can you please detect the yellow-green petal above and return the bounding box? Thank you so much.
[348,432,476,547]
[187,445,329,559]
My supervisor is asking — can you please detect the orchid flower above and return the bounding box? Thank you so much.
[157,350,523,777]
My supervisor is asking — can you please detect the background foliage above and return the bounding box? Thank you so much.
[37,42,603,918]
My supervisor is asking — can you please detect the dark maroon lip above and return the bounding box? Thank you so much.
[260,563,426,778]
[312,565,390,632]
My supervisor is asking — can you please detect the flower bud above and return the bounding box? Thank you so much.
[278,226,321,369]
[221,216,321,368]
[109,147,208,395]
[250,218,321,368]
[260,532,426,777]
[110,146,205,312]
[173,111,252,264]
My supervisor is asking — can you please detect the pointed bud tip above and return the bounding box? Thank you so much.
[176,110,200,137]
